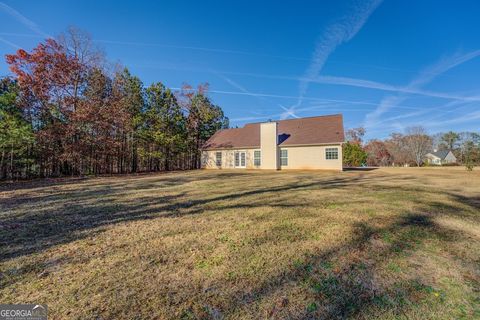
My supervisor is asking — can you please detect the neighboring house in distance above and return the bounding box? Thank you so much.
[425,150,457,165]
[201,114,344,170]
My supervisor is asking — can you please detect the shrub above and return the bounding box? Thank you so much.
[343,142,368,167]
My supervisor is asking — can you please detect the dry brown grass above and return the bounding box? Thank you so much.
[1,168,479,319]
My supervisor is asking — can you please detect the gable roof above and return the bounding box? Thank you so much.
[428,150,453,160]
[203,114,344,150]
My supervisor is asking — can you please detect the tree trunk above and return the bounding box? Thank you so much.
[165,146,170,171]
[0,149,5,179]
[131,136,138,173]
[10,142,14,179]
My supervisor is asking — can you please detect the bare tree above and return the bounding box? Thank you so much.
[57,26,105,68]
[345,127,366,145]
[57,27,105,112]
[403,126,432,167]
[385,133,409,166]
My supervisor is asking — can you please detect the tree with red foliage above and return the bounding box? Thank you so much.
[6,39,84,176]
[2,28,230,179]
[365,140,392,166]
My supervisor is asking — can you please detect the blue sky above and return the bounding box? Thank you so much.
[1,0,479,139]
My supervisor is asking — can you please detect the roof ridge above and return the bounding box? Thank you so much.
[245,113,342,126]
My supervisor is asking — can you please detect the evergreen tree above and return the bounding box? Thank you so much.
[185,88,229,168]
[142,82,186,171]
[0,78,34,179]
[440,131,460,150]
[343,142,368,167]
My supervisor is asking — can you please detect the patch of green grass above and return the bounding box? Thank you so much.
[195,255,224,271]
[311,275,339,298]
[324,202,340,209]
[387,262,402,273]
[363,208,376,216]
[372,294,394,308]
[319,260,334,270]
[306,302,318,312]
[381,230,394,243]
[293,258,304,268]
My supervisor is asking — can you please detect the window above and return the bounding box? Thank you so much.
[280,149,288,166]
[234,151,246,167]
[215,152,222,167]
[254,151,261,166]
[326,147,338,160]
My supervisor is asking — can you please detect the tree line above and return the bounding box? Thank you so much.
[343,126,480,170]
[0,28,228,180]
[2,28,478,179]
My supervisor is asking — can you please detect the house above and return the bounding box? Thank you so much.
[201,114,344,170]
[425,150,457,165]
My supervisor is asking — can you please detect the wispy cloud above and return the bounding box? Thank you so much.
[424,101,475,122]
[0,31,311,62]
[311,74,480,101]
[423,109,480,128]
[376,109,431,124]
[126,59,480,101]
[364,50,480,130]
[229,103,358,124]
[170,86,430,113]
[294,0,383,113]
[279,105,299,119]
[132,61,480,103]
[0,2,50,38]
[215,73,302,119]
[230,107,320,123]
[0,36,20,49]
[215,73,264,99]
[98,39,311,62]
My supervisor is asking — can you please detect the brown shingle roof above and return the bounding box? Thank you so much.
[203,114,344,150]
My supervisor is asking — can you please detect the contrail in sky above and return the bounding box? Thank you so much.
[364,50,480,129]
[0,2,50,38]
[294,0,383,113]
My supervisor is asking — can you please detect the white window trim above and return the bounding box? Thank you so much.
[215,152,222,167]
[254,150,261,167]
[280,149,288,166]
[234,150,247,168]
[325,147,339,160]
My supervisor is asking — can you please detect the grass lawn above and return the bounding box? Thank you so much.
[1,168,479,319]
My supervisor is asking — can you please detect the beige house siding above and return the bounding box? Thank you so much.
[202,149,261,169]
[202,144,343,170]
[279,144,343,170]
[260,122,279,169]
[202,115,345,170]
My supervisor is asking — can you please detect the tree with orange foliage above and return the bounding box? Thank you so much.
[6,38,84,176]
[3,28,229,178]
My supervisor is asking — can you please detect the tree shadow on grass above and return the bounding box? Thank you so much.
[0,170,249,193]
[185,208,476,319]
[0,174,387,264]
[1,170,478,318]
[448,193,480,211]
[0,193,185,263]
